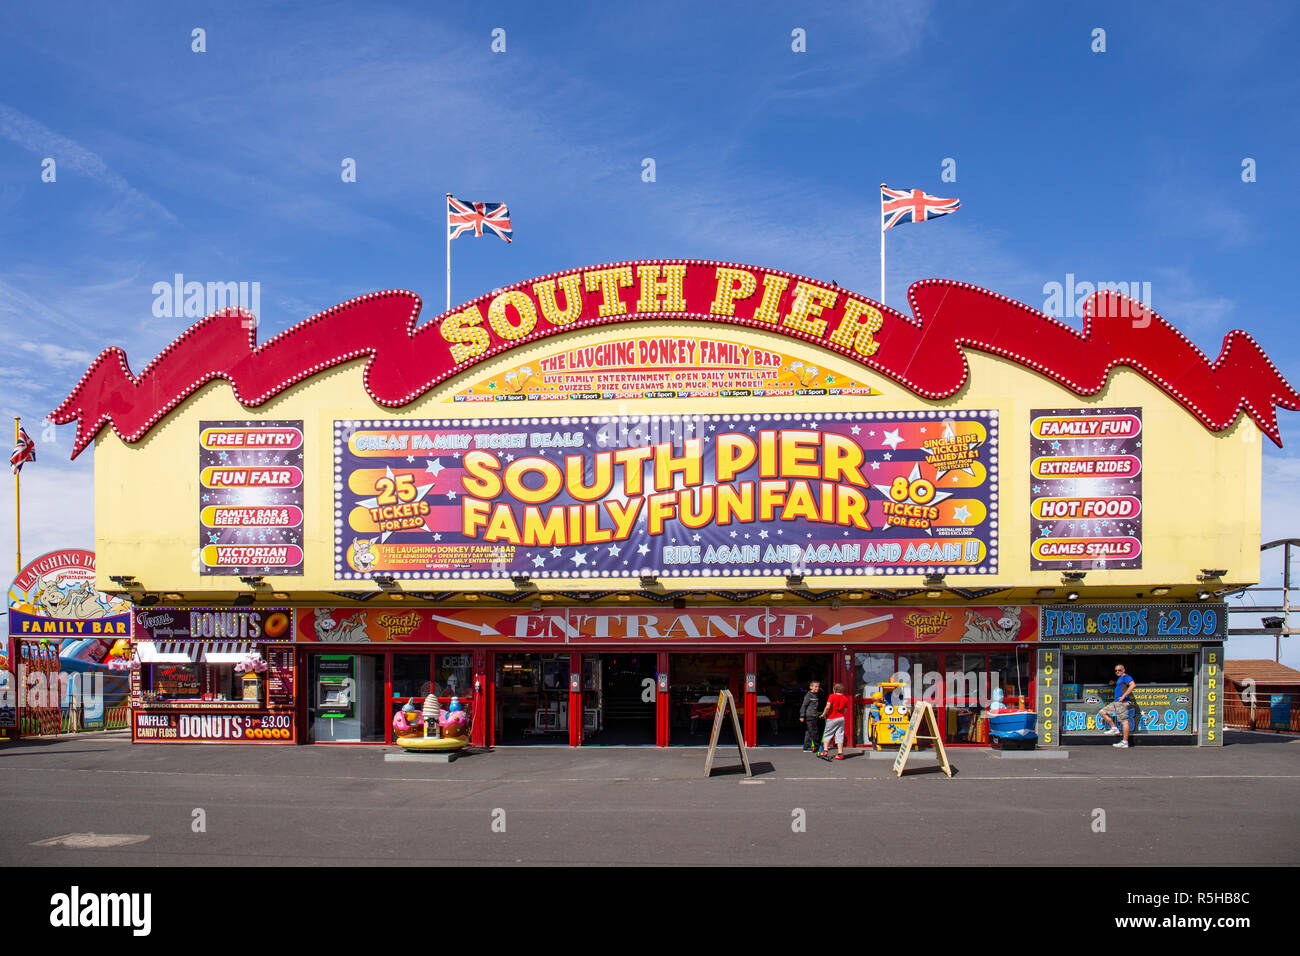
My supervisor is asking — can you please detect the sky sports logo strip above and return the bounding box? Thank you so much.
[49,887,150,937]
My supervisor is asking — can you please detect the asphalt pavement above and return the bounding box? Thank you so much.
[2,731,1297,866]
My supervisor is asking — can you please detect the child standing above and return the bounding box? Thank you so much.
[799,681,822,752]
[819,682,852,761]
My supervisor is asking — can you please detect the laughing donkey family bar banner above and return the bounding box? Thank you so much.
[336,411,996,579]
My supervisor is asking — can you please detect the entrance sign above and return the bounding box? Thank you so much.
[52,260,1300,460]
[296,606,1037,644]
[703,689,752,778]
[334,411,997,580]
[892,701,953,778]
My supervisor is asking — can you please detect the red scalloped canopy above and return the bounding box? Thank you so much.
[49,260,1300,456]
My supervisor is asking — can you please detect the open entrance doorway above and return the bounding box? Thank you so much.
[582,654,656,745]
[668,653,744,746]
[755,652,834,746]
[493,653,571,745]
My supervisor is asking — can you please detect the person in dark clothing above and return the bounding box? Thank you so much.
[799,681,822,751]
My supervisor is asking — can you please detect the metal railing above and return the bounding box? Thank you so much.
[1224,689,1299,734]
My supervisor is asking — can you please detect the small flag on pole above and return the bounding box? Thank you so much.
[447,197,513,243]
[880,185,960,231]
[10,426,35,474]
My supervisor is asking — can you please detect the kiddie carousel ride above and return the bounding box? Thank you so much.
[393,695,471,752]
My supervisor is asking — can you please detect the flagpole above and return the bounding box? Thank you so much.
[13,417,20,575]
[879,183,886,306]
[445,192,453,312]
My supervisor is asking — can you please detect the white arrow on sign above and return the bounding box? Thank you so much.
[428,614,502,636]
[822,613,893,637]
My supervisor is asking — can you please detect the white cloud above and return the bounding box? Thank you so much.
[0,102,174,224]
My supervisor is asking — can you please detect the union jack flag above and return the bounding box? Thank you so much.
[10,425,35,474]
[881,185,960,232]
[447,197,513,243]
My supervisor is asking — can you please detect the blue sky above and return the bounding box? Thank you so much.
[2,1,1298,663]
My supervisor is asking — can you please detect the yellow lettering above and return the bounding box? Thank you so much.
[710,267,757,316]
[583,266,634,316]
[533,274,584,325]
[487,290,538,341]
[441,304,491,364]
[829,297,884,356]
[635,264,687,313]
[751,273,788,324]
[782,281,838,337]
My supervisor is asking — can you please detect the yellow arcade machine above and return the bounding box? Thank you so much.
[865,681,918,750]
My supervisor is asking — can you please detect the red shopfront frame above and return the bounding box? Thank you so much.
[298,647,489,747]
[294,606,1037,747]
[295,642,1033,748]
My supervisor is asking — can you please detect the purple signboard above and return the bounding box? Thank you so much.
[334,411,998,580]
[199,421,305,576]
[1029,408,1143,570]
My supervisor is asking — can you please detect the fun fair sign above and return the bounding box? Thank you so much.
[51,260,1300,457]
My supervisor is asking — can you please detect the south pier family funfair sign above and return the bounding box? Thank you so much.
[51,259,1300,587]
[335,410,995,579]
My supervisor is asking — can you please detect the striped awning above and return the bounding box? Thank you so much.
[136,641,201,664]
[135,641,261,664]
[201,642,261,664]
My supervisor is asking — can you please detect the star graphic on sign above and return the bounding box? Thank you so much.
[637,543,651,555]
[692,534,701,542]
[748,426,756,433]
[1051,441,1061,451]
[881,429,904,450]
[851,425,861,435]
[551,547,562,557]
[729,530,737,538]
[446,490,457,500]
[504,453,515,462]
[1039,526,1052,537]
[870,461,880,471]
[953,506,971,524]
[883,452,892,461]
[759,530,769,539]
[532,554,546,568]
[406,455,415,463]
[607,544,621,556]
[571,551,588,567]
[425,459,444,477]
